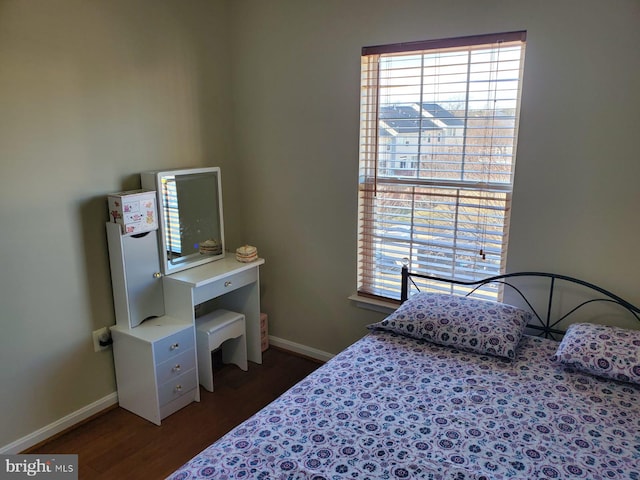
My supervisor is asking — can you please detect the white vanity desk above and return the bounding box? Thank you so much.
[163,256,265,364]
[108,167,263,425]
[109,243,264,426]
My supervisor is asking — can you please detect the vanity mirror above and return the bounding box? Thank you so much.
[141,167,225,274]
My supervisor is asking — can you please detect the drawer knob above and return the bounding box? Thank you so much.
[224,281,232,287]
[175,384,182,392]
[153,272,162,279]
[170,343,180,351]
[172,364,181,372]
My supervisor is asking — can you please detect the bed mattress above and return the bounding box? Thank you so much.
[168,330,640,480]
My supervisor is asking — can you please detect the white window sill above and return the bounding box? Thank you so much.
[348,294,398,315]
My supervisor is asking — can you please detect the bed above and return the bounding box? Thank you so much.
[168,269,640,480]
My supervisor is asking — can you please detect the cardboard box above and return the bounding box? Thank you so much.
[108,189,158,235]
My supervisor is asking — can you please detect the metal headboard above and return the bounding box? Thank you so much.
[401,266,640,340]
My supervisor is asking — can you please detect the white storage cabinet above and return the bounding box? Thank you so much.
[111,319,198,425]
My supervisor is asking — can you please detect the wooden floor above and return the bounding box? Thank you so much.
[28,348,322,479]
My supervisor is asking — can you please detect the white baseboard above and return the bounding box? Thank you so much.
[0,392,118,454]
[1,339,330,453]
[268,335,335,363]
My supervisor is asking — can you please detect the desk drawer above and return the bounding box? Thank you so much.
[158,369,197,406]
[153,329,195,364]
[156,348,196,385]
[159,388,197,420]
[193,268,257,305]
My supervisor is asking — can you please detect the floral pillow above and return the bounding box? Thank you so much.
[369,292,531,359]
[552,323,640,384]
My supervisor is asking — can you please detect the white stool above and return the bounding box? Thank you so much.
[195,309,248,392]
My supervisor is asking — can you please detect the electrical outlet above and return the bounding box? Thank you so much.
[92,327,111,352]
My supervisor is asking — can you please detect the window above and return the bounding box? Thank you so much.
[357,32,526,301]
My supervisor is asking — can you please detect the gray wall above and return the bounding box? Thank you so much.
[1,0,639,450]
[229,0,640,351]
[0,0,234,448]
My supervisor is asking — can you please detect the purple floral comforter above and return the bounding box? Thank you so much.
[168,331,640,480]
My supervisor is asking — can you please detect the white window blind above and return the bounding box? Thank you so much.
[357,32,526,301]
